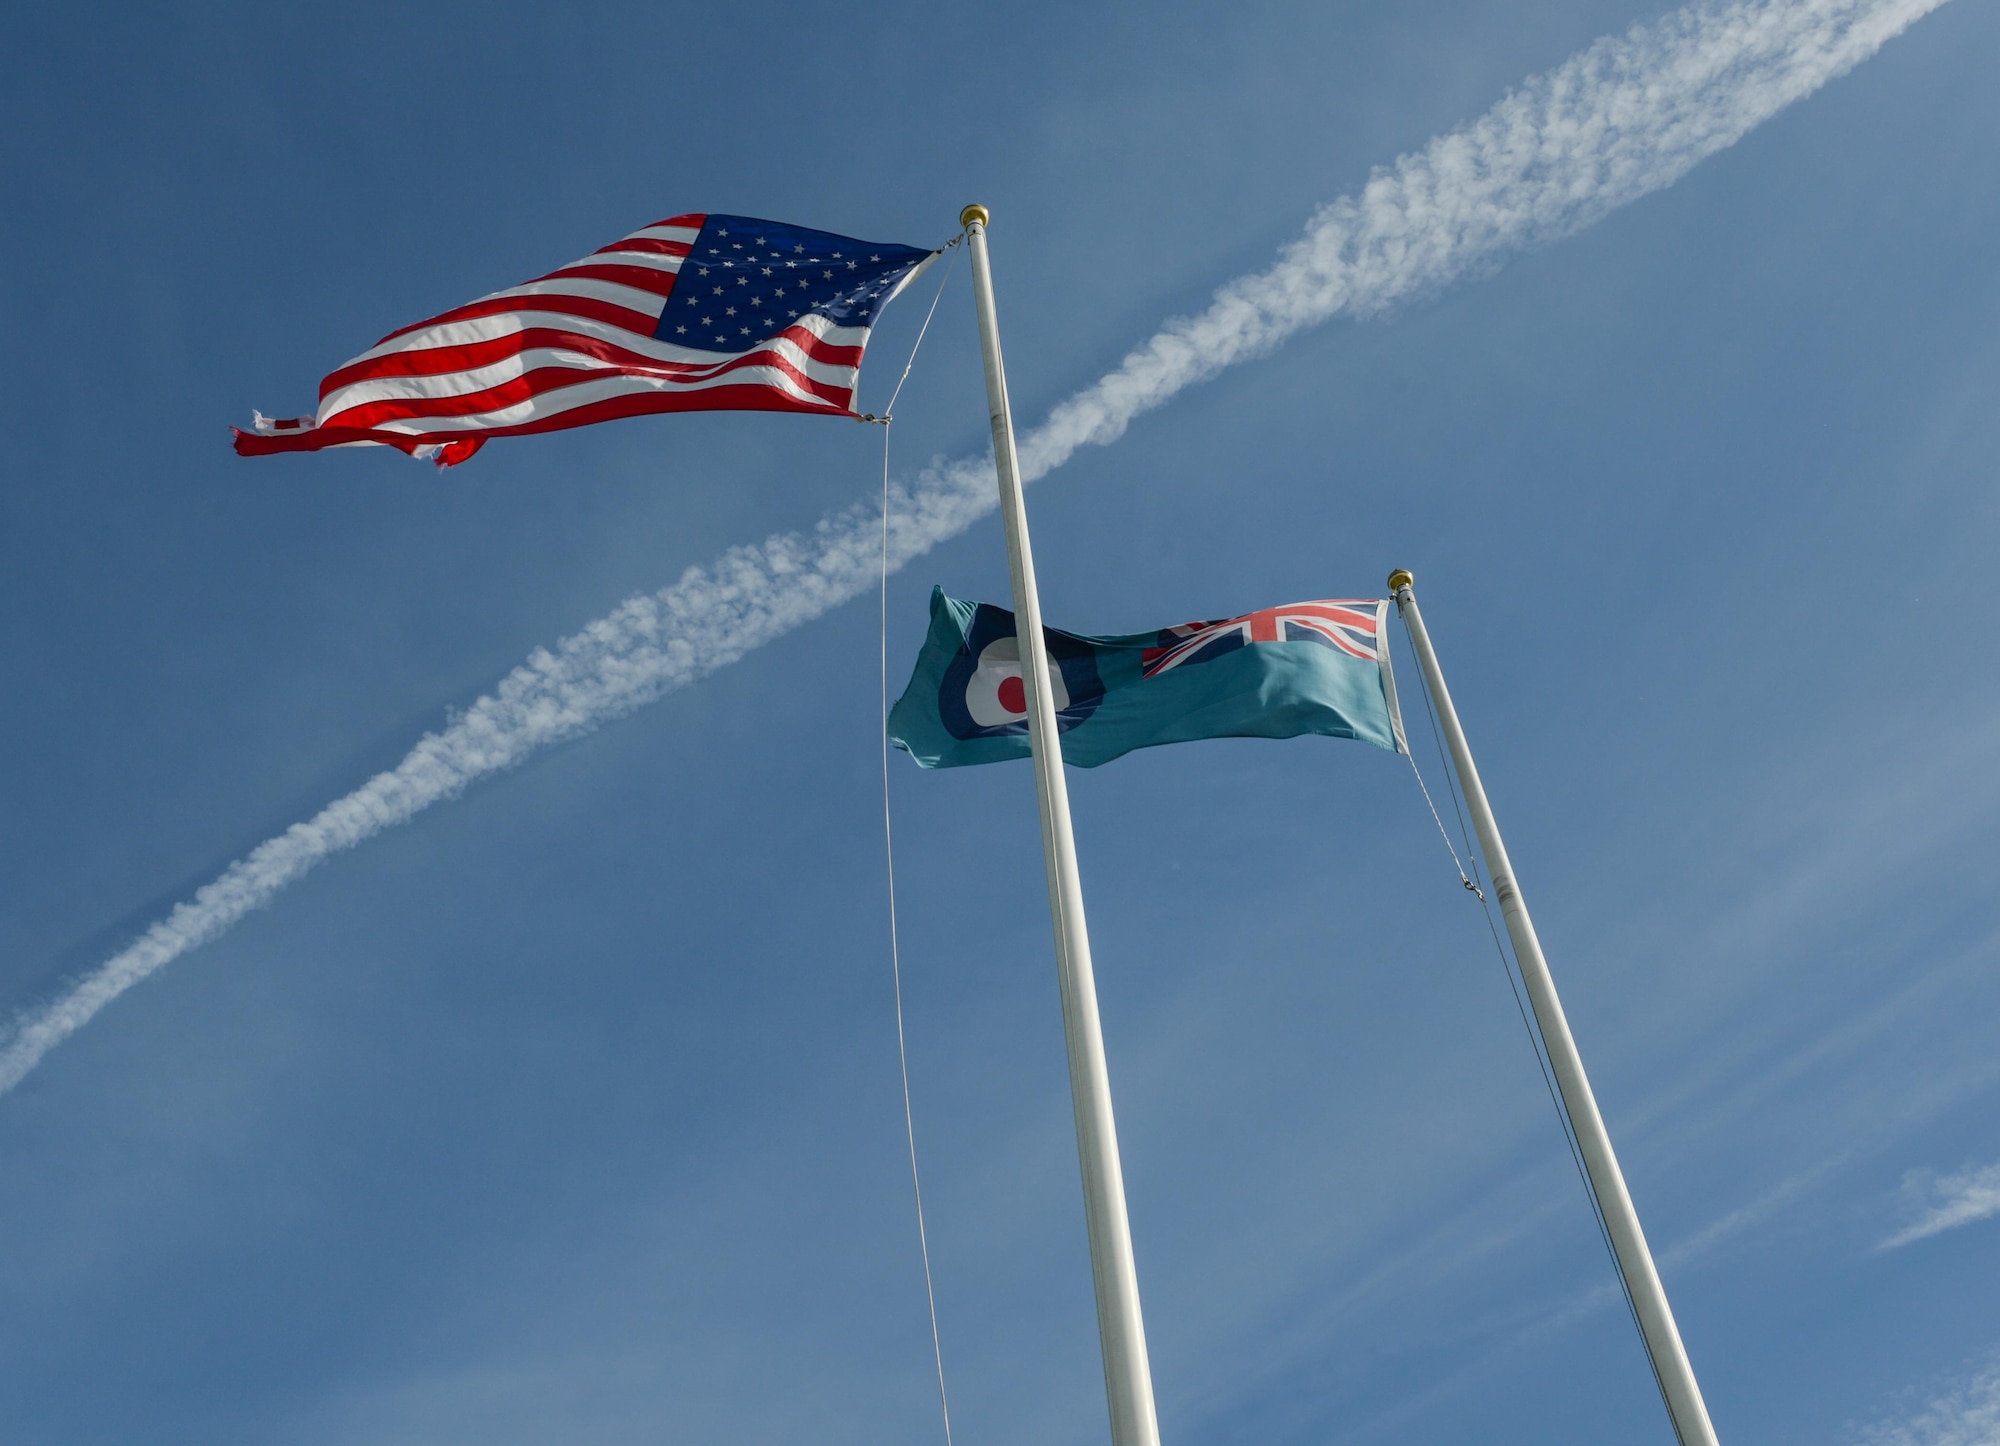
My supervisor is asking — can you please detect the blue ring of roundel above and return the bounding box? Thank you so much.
[938,604,1107,741]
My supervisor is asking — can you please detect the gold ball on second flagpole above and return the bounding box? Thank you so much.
[960,204,990,230]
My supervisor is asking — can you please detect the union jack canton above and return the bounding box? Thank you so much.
[1141,600,1384,678]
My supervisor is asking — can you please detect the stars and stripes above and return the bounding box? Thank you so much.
[1140,600,1382,678]
[234,213,937,467]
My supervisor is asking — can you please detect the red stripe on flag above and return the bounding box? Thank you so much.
[321,328,707,391]
[535,262,681,297]
[593,237,693,259]
[235,384,854,467]
[323,322,866,397]
[322,344,857,432]
[369,292,665,350]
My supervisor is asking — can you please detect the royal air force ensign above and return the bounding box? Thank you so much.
[888,587,1406,769]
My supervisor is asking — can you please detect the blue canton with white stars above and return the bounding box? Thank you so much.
[655,215,932,352]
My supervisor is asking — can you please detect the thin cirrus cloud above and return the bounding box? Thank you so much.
[1856,1348,2000,1445]
[0,0,1951,1094]
[1881,1161,2000,1251]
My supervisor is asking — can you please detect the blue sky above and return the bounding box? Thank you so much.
[2,2,1996,1443]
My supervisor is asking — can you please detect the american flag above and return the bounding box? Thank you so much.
[1140,600,1383,678]
[234,213,938,467]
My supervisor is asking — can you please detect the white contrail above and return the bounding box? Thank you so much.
[0,0,1946,1093]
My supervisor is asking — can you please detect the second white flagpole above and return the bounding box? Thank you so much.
[1389,568,1720,1446]
[959,203,1163,1446]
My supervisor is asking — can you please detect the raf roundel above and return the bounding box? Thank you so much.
[962,637,1071,728]
[935,601,1106,743]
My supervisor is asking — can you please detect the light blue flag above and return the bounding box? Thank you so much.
[888,587,1408,769]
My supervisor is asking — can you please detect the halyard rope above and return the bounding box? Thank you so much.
[876,241,959,1446]
[1407,748,1482,900]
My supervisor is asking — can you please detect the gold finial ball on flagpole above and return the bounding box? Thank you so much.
[1386,568,1415,593]
[960,204,990,229]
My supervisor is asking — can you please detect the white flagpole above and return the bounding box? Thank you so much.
[1388,569,1720,1446]
[959,204,1162,1446]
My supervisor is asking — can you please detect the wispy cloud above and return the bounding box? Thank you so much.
[1525,1159,1842,1333]
[1883,1162,2000,1250]
[1858,1348,2000,1446]
[1658,1156,1850,1270]
[0,0,1949,1094]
